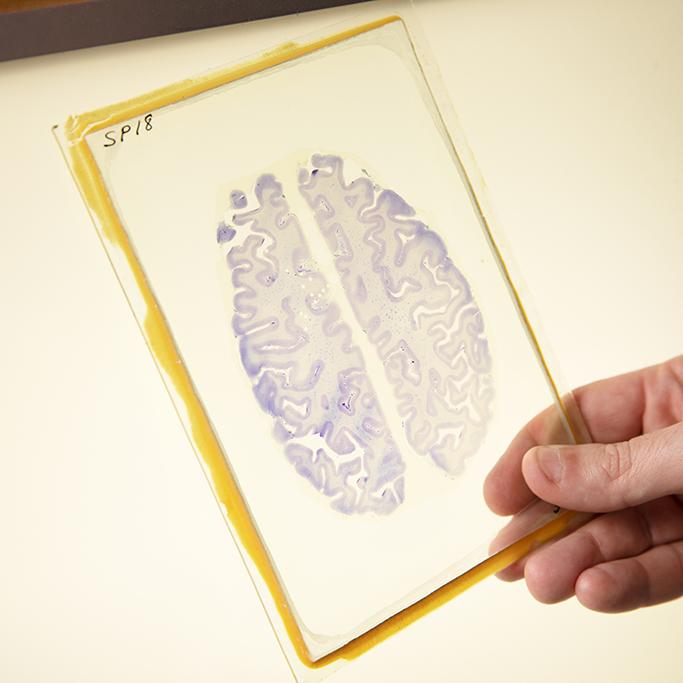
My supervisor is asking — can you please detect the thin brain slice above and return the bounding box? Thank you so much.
[299,155,494,475]
[218,174,405,514]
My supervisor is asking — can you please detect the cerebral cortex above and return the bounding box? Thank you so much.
[217,155,493,515]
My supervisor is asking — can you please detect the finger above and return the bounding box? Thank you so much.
[488,501,587,581]
[522,422,683,512]
[522,497,683,602]
[484,366,647,516]
[483,405,572,515]
[575,539,683,612]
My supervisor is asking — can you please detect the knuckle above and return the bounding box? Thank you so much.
[579,526,607,566]
[631,557,652,608]
[630,506,654,551]
[671,542,683,582]
[601,440,638,507]
[601,441,634,482]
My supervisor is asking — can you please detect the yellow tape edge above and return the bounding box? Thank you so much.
[63,15,580,670]
[65,16,401,141]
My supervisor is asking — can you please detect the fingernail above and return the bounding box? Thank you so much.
[534,446,564,483]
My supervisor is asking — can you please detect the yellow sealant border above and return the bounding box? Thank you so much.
[60,15,582,672]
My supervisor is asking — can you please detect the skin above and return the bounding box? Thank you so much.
[484,356,683,612]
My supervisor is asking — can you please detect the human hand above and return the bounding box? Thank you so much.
[484,356,683,612]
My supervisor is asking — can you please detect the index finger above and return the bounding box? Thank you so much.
[483,365,648,516]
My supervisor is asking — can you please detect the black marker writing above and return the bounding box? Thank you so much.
[102,113,153,148]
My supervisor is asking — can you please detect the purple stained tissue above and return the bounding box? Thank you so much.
[218,174,405,515]
[217,155,493,514]
[299,155,493,476]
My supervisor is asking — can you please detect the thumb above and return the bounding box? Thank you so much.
[521,422,683,512]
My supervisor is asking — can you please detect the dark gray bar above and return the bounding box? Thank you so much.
[0,0,365,62]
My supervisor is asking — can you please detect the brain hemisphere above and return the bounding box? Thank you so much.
[298,155,493,475]
[219,174,405,514]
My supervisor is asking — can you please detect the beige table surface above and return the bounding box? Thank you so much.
[2,1,682,681]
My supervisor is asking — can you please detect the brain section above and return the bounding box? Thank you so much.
[298,155,493,475]
[218,175,405,514]
[218,155,494,514]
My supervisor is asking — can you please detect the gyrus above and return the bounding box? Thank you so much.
[218,175,405,514]
[298,155,493,475]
